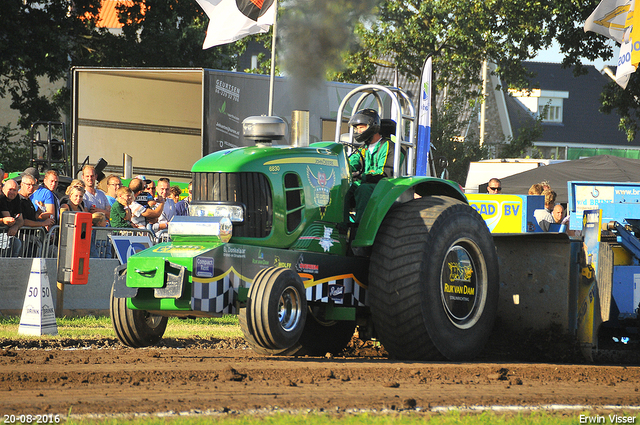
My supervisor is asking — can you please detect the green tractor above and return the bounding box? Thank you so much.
[110,85,499,361]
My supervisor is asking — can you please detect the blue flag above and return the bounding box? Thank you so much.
[415,56,432,176]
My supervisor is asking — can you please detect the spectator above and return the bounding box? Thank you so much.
[110,187,134,228]
[528,184,543,196]
[0,179,24,256]
[169,186,182,203]
[0,162,4,188]
[91,212,112,258]
[534,189,556,232]
[31,169,60,226]
[82,165,110,219]
[104,174,123,206]
[18,173,55,228]
[133,175,154,209]
[176,181,192,216]
[540,181,551,191]
[487,178,502,194]
[144,179,157,199]
[552,204,565,224]
[92,212,108,227]
[151,178,176,232]
[68,179,84,190]
[59,180,85,213]
[128,178,164,229]
[22,167,40,181]
[60,186,87,213]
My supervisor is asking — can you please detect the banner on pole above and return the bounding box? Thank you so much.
[585,0,640,88]
[197,0,276,49]
[415,56,432,176]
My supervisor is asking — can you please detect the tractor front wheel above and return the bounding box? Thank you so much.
[240,267,307,353]
[110,269,168,348]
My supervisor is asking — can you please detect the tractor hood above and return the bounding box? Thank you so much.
[191,143,346,174]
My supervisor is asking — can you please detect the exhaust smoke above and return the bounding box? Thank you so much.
[279,0,379,110]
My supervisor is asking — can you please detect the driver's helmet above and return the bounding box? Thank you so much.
[349,108,380,144]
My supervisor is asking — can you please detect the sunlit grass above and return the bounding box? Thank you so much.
[62,410,637,425]
[0,315,242,340]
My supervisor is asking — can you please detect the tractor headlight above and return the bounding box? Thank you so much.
[189,202,244,223]
[169,216,233,242]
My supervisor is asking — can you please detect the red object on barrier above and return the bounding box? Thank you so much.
[69,212,92,285]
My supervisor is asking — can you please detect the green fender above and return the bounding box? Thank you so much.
[351,177,467,247]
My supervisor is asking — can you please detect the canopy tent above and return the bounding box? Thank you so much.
[497,155,640,204]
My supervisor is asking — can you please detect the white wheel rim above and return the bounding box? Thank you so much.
[278,285,303,332]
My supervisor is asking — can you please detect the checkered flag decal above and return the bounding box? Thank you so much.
[192,272,245,314]
[305,277,367,306]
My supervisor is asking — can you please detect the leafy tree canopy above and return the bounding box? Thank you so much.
[0,0,249,130]
[329,0,615,180]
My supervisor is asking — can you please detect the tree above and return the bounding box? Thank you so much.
[0,124,30,172]
[600,76,640,141]
[0,0,102,129]
[88,1,243,69]
[429,100,488,185]
[330,0,616,176]
[498,115,545,159]
[0,0,252,131]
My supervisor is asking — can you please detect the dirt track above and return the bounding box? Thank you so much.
[1,334,640,418]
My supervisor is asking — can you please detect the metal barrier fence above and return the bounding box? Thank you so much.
[0,227,52,258]
[90,227,157,259]
[0,225,165,259]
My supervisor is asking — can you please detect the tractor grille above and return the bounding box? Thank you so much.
[193,172,273,238]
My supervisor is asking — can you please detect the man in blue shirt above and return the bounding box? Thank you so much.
[31,169,60,225]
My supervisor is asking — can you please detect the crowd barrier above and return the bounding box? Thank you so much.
[0,225,165,259]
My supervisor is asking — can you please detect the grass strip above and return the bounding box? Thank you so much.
[0,315,242,340]
[63,410,640,425]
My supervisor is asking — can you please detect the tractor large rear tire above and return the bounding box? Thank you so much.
[240,267,307,353]
[110,272,168,348]
[368,196,499,361]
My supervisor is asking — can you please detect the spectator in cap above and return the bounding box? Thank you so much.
[23,167,40,182]
[128,178,164,229]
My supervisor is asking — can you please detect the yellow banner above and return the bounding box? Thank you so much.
[466,194,525,233]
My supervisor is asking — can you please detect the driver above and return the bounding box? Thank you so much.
[345,108,404,224]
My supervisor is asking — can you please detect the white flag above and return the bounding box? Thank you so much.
[196,0,276,49]
[584,0,632,43]
[616,27,635,87]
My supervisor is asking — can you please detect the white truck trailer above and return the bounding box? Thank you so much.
[71,67,359,180]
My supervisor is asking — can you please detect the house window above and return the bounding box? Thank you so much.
[538,104,562,122]
[537,97,564,123]
[509,89,568,124]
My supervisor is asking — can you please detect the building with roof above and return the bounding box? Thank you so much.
[503,62,640,160]
[373,60,640,161]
